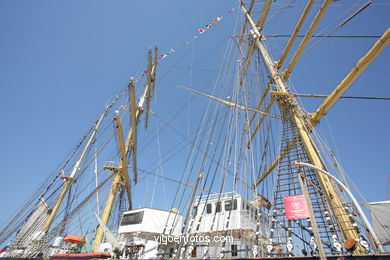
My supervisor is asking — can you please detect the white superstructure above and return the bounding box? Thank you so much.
[183,192,270,258]
[116,192,270,259]
[118,207,183,259]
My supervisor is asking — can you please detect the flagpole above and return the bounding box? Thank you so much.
[297,170,327,259]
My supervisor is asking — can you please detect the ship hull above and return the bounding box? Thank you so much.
[2,255,390,260]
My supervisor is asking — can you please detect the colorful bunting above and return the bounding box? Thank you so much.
[121,8,235,94]
[158,7,235,60]
[135,73,145,83]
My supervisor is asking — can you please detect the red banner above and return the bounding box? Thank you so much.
[284,195,310,220]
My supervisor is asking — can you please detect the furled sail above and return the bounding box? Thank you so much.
[12,199,51,249]
[367,201,390,246]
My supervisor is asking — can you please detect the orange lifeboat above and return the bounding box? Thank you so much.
[63,234,86,244]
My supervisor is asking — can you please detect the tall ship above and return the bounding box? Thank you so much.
[0,0,389,259]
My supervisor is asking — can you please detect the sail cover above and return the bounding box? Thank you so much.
[367,200,390,245]
[13,199,51,247]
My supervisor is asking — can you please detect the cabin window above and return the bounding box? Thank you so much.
[246,204,250,211]
[242,201,245,210]
[231,245,238,257]
[216,202,222,213]
[225,200,232,211]
[206,203,212,214]
[191,206,197,216]
[121,211,144,225]
[233,199,237,210]
[225,199,237,211]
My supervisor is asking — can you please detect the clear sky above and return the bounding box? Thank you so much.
[0,0,389,229]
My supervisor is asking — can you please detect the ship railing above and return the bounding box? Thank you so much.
[240,210,257,231]
[240,209,271,234]
[195,191,241,203]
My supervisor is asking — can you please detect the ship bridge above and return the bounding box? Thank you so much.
[187,191,270,234]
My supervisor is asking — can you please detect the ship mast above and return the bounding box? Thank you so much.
[92,48,157,252]
[240,0,389,254]
[40,102,116,235]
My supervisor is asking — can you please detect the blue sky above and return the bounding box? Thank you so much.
[0,0,389,228]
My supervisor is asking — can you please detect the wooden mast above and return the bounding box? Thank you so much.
[253,27,390,189]
[277,0,314,69]
[282,0,332,81]
[91,110,131,252]
[240,2,369,254]
[41,101,117,234]
[92,48,157,252]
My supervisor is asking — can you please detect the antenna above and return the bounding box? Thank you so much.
[387,172,390,200]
